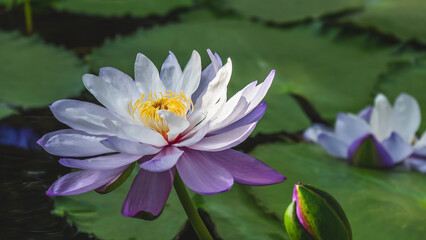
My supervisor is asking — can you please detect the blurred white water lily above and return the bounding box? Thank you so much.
[304,93,426,172]
[38,49,286,219]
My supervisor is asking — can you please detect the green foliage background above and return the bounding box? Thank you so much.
[1,0,425,239]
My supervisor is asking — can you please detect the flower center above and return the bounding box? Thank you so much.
[128,90,193,136]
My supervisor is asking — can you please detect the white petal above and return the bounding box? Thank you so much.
[173,122,211,147]
[37,129,113,157]
[99,67,140,99]
[160,51,182,91]
[335,113,371,145]
[158,110,190,142]
[391,93,421,143]
[50,99,125,136]
[117,124,168,147]
[187,59,232,130]
[189,123,256,152]
[209,96,249,132]
[176,50,201,98]
[317,133,349,159]
[245,70,274,113]
[303,124,334,142]
[370,94,393,141]
[192,50,223,104]
[83,74,131,119]
[134,53,165,94]
[101,137,161,155]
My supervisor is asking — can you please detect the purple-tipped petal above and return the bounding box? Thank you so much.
[176,149,234,195]
[317,133,349,159]
[348,134,394,168]
[209,102,266,135]
[140,146,184,172]
[121,168,175,218]
[59,153,142,170]
[382,132,413,164]
[209,149,286,185]
[245,70,274,113]
[192,50,222,103]
[404,156,426,173]
[46,166,128,196]
[188,123,256,152]
[358,106,372,123]
[37,129,113,157]
[335,113,371,145]
[101,137,161,155]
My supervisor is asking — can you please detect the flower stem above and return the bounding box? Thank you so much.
[174,173,213,240]
[23,0,33,35]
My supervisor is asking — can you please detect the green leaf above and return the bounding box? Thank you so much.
[54,169,187,240]
[342,0,426,44]
[375,60,426,132]
[221,0,366,23]
[0,31,88,108]
[248,143,426,239]
[202,184,289,240]
[0,104,16,119]
[52,0,193,17]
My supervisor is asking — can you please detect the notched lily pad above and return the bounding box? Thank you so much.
[0,31,88,109]
[342,0,426,44]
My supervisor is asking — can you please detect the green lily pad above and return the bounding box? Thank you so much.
[52,0,193,17]
[201,184,289,240]
[0,104,16,119]
[248,143,426,239]
[221,0,366,23]
[54,169,187,240]
[375,60,426,132]
[342,0,426,44]
[0,31,87,109]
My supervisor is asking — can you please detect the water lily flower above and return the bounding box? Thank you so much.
[304,93,425,171]
[38,49,286,219]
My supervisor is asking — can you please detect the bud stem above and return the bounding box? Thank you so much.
[174,172,213,240]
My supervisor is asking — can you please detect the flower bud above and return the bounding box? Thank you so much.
[284,183,352,240]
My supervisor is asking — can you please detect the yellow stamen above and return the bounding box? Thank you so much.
[128,90,193,137]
